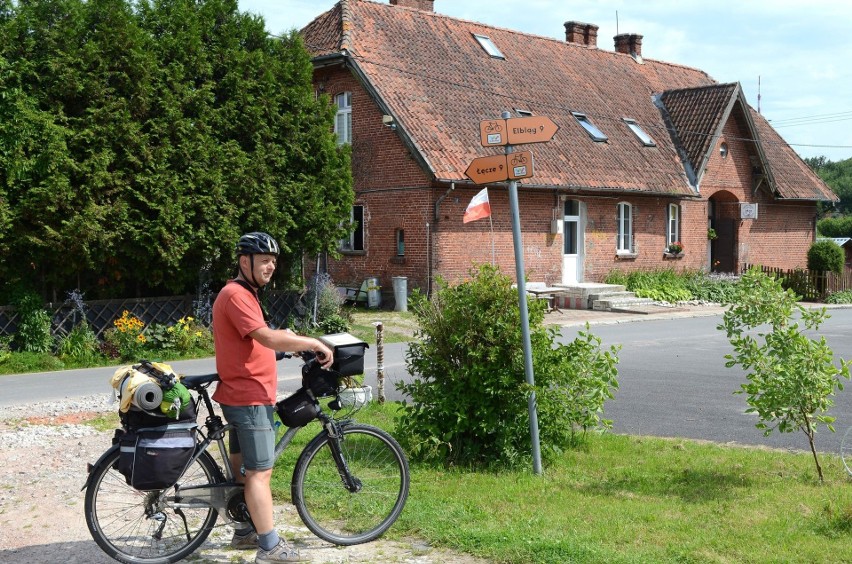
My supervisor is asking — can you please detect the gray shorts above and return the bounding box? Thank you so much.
[220,404,276,471]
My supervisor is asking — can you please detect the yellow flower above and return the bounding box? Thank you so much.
[136,334,147,344]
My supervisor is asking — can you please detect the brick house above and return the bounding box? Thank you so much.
[301,0,836,304]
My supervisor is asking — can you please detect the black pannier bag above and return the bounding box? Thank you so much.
[276,389,319,427]
[117,421,197,490]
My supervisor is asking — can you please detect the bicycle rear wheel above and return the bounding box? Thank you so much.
[291,423,410,545]
[84,447,223,564]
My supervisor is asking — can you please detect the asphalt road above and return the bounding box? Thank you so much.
[4,307,852,454]
[561,308,852,454]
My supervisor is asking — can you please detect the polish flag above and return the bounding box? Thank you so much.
[463,188,491,223]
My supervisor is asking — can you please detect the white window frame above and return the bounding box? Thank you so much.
[617,202,633,254]
[339,205,364,252]
[667,203,680,247]
[334,92,352,145]
[623,118,656,146]
[473,33,505,59]
[572,112,608,142]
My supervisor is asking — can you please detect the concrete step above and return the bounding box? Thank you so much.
[592,296,655,311]
[587,291,635,302]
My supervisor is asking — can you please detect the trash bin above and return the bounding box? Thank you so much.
[392,276,408,312]
[366,277,382,309]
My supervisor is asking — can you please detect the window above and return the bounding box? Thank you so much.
[396,228,405,256]
[473,33,505,59]
[563,200,580,255]
[719,142,729,158]
[339,205,364,252]
[616,202,633,253]
[623,118,656,146]
[667,203,680,246]
[572,112,607,142]
[515,108,533,117]
[334,92,352,145]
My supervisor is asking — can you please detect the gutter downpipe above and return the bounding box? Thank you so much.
[431,182,455,297]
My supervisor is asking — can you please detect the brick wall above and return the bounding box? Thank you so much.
[310,65,819,296]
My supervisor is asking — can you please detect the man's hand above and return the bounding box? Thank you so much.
[313,340,334,369]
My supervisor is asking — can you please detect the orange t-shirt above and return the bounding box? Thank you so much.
[211,280,277,405]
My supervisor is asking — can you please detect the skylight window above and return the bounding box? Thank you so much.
[515,108,533,116]
[473,34,505,59]
[572,112,607,142]
[623,118,656,146]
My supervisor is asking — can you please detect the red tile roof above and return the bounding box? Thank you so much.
[302,0,836,201]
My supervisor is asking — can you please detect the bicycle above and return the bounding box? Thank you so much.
[82,352,410,563]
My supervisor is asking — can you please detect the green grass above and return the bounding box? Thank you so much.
[0,346,215,375]
[270,402,852,564]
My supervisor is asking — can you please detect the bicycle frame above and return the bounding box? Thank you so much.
[168,374,360,519]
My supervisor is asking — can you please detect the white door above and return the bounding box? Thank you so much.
[561,200,584,284]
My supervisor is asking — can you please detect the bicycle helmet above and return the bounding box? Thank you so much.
[235,232,280,257]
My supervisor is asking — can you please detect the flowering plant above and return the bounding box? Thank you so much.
[104,310,147,360]
[667,241,684,254]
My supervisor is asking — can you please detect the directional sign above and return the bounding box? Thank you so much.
[507,150,534,180]
[505,116,559,145]
[479,119,507,147]
[465,154,508,184]
[464,151,535,184]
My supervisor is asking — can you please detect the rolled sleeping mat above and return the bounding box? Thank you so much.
[120,378,163,411]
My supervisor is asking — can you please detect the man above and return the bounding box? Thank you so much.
[213,231,334,563]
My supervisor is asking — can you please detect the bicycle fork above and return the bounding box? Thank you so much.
[324,421,362,493]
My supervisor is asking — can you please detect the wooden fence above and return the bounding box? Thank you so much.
[744,265,852,301]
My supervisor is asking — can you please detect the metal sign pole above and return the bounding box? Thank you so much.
[503,110,543,475]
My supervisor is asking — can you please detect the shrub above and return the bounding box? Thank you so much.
[57,323,102,364]
[306,273,351,334]
[826,290,852,304]
[817,215,852,238]
[167,316,212,353]
[605,268,692,303]
[397,265,620,469]
[720,267,850,482]
[808,240,844,274]
[684,272,741,304]
[12,293,54,353]
[0,336,11,364]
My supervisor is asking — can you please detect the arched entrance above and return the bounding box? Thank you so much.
[708,191,738,273]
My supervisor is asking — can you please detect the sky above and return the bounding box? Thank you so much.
[240,0,852,162]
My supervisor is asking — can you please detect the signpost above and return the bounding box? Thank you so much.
[466,112,559,476]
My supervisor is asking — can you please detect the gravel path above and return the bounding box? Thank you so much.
[0,394,486,564]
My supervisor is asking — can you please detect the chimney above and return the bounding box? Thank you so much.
[564,21,598,47]
[614,33,643,59]
[389,0,435,11]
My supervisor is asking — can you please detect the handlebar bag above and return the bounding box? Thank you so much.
[117,421,197,490]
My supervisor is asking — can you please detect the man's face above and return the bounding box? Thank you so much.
[242,253,277,286]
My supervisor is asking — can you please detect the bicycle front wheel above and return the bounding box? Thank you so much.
[292,423,410,545]
[84,447,223,564]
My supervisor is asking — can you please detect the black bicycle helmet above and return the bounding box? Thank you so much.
[235,232,280,256]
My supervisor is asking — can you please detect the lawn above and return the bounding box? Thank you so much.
[270,403,852,564]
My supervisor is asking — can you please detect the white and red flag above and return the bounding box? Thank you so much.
[462,187,491,223]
